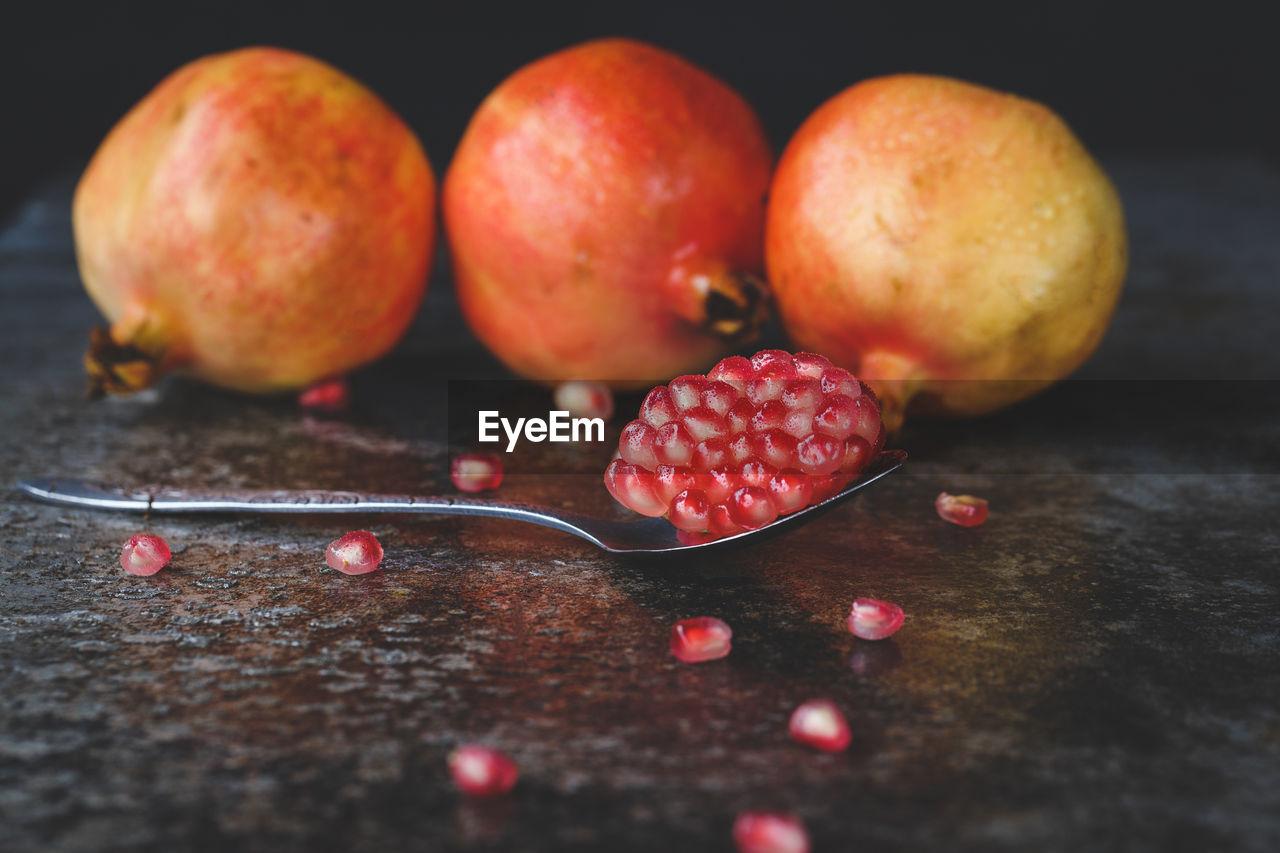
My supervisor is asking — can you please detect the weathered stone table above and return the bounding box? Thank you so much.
[2,158,1277,851]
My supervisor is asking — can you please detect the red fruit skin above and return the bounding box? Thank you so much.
[74,47,435,394]
[443,38,773,385]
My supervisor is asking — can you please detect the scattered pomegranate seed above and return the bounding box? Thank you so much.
[554,380,615,420]
[120,533,171,576]
[451,453,504,492]
[297,377,350,411]
[670,616,733,663]
[605,350,885,541]
[847,597,905,640]
[733,812,810,853]
[325,530,384,575]
[935,491,989,526]
[788,699,852,752]
[447,744,519,797]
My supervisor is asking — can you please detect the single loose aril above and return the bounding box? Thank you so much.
[120,533,171,576]
[847,597,904,641]
[554,380,615,421]
[670,616,733,663]
[451,453,503,493]
[298,377,350,411]
[733,812,810,853]
[788,699,852,752]
[605,350,885,540]
[447,744,519,797]
[936,491,989,527]
[325,530,384,575]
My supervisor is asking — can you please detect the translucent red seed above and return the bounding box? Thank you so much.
[553,380,614,420]
[788,699,852,752]
[936,491,989,526]
[325,530,384,575]
[120,533,171,576]
[447,744,519,797]
[297,377,350,411]
[733,812,811,853]
[604,351,884,540]
[847,597,905,640]
[670,616,733,663]
[451,453,504,493]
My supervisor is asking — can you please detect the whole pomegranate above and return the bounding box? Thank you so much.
[443,38,773,385]
[766,74,1127,429]
[74,47,436,395]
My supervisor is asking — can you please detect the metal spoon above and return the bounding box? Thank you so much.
[17,450,905,554]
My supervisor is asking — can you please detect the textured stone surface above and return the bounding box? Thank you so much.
[1,159,1278,851]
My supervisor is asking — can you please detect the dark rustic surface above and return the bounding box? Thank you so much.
[1,158,1278,852]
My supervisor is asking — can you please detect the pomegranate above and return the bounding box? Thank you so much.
[74,47,436,395]
[443,38,773,385]
[766,74,1127,430]
[605,350,885,541]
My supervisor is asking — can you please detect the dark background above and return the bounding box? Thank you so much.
[1,1,1275,227]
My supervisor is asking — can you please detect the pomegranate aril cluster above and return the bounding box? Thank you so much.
[605,350,885,540]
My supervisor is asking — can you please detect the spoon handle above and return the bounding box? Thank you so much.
[16,478,591,533]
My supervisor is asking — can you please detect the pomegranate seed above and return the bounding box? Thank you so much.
[619,422,660,469]
[297,377,350,411]
[451,453,503,493]
[604,460,667,517]
[792,351,833,379]
[447,744,519,797]
[728,486,779,529]
[670,616,732,663]
[668,375,707,411]
[553,380,614,420]
[847,597,905,640]
[603,351,884,540]
[707,355,753,390]
[120,533,171,576]
[733,812,810,853]
[668,489,710,532]
[935,491,989,527]
[788,699,852,752]
[640,386,677,428]
[325,530,384,575]
[769,470,813,515]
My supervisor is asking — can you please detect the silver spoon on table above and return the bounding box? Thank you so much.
[17,450,905,555]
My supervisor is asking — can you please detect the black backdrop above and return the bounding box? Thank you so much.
[2,1,1274,225]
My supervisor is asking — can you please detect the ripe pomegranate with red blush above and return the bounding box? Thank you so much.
[75,47,435,395]
[443,38,773,385]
